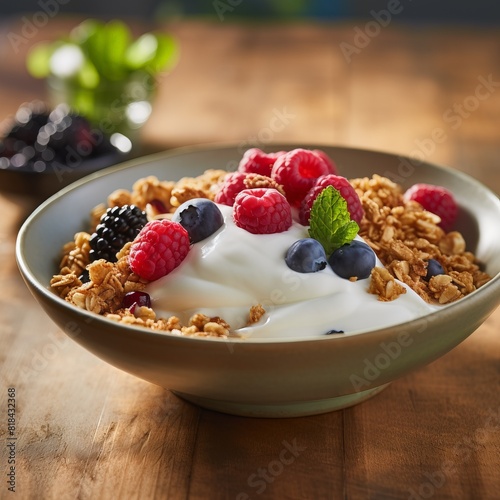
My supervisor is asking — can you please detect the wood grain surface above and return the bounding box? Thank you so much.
[0,17,499,500]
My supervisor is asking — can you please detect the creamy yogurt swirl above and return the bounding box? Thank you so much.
[148,205,437,339]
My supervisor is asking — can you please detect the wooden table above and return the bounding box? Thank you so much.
[1,17,500,499]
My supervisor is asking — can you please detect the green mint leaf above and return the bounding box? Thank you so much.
[308,186,359,254]
[30,19,178,83]
[331,221,360,249]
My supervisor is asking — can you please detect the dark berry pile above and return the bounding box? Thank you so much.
[89,205,148,262]
[0,101,115,173]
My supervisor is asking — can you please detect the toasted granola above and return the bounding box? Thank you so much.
[51,167,492,337]
[368,266,407,301]
[51,169,265,338]
[170,169,227,207]
[243,174,286,196]
[63,248,147,315]
[103,307,255,338]
[58,231,91,276]
[248,304,266,325]
[351,174,491,304]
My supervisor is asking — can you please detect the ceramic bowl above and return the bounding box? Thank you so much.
[16,144,500,417]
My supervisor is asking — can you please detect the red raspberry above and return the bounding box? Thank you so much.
[129,219,190,281]
[403,183,458,231]
[233,188,292,234]
[237,148,286,177]
[299,174,364,226]
[214,171,247,206]
[312,149,338,175]
[271,148,332,207]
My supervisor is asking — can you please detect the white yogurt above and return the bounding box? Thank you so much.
[148,205,438,339]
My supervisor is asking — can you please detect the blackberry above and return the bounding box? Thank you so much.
[0,101,112,175]
[89,205,148,262]
[36,105,94,156]
[6,101,49,146]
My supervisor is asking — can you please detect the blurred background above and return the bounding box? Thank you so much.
[0,0,499,199]
[1,0,500,23]
[1,4,500,500]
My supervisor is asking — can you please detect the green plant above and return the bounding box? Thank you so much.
[27,19,179,88]
[26,20,178,140]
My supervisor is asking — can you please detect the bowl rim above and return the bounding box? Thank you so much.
[16,142,500,345]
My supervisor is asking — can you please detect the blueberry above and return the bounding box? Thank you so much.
[172,198,224,243]
[6,103,49,145]
[424,258,445,281]
[325,329,344,335]
[285,238,327,273]
[328,240,376,280]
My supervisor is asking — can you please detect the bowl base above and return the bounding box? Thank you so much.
[172,384,390,418]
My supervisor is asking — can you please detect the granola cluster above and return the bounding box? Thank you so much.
[351,174,491,303]
[51,243,146,313]
[50,169,492,338]
[50,169,254,338]
[89,169,228,231]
